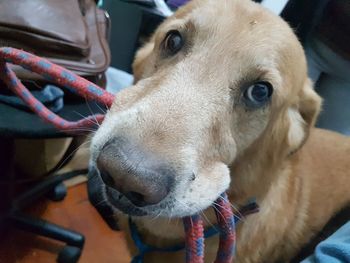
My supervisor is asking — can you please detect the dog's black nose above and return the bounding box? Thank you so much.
[97,138,174,207]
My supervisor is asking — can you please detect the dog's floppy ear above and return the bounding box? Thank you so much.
[287,78,322,152]
[132,41,154,84]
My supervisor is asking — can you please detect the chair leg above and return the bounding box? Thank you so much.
[8,211,85,263]
[47,182,68,202]
[12,169,88,210]
[2,212,84,262]
[6,169,88,262]
[9,212,85,247]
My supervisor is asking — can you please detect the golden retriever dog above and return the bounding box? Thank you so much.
[89,0,350,262]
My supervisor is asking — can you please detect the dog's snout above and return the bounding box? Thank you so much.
[97,138,174,207]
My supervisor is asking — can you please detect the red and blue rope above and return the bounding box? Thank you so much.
[183,214,205,263]
[213,193,236,263]
[183,193,236,263]
[0,47,114,133]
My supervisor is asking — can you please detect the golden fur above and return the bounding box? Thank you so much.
[90,0,350,262]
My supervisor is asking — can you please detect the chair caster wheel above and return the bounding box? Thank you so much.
[57,245,81,263]
[48,182,67,201]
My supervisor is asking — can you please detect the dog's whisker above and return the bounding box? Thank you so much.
[51,139,92,172]
[213,200,244,223]
[73,110,100,128]
[168,205,174,225]
[61,124,97,134]
[94,100,107,115]
[151,211,162,221]
[84,98,101,128]
[218,196,243,218]
[94,197,109,207]
[214,200,243,222]
[211,202,225,219]
[175,198,209,228]
[62,127,97,134]
[200,210,216,229]
[176,198,195,216]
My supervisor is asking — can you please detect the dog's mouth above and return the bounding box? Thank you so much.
[105,187,149,216]
[104,185,178,217]
[87,167,176,219]
[88,166,231,223]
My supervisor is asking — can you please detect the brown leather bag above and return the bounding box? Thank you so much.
[0,0,111,178]
[0,0,111,82]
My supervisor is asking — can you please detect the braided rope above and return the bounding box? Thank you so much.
[0,47,236,263]
[183,193,236,263]
[183,215,205,263]
[0,47,114,133]
[213,193,236,263]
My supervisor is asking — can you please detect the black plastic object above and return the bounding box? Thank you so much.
[10,212,84,248]
[58,246,82,263]
[2,169,88,263]
[87,168,120,231]
[48,182,68,202]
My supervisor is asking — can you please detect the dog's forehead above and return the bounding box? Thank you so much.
[165,0,300,68]
[191,2,291,50]
[186,1,305,89]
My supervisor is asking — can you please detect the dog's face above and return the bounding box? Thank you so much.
[89,0,321,218]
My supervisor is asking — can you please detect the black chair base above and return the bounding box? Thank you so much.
[2,169,87,263]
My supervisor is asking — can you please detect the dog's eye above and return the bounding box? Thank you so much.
[164,30,183,55]
[243,82,273,108]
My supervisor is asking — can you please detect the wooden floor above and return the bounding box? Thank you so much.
[0,183,131,263]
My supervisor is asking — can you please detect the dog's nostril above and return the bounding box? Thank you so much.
[125,191,146,207]
[97,137,175,207]
[100,172,115,188]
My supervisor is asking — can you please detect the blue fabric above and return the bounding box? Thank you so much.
[0,84,64,113]
[301,221,350,263]
[105,67,133,94]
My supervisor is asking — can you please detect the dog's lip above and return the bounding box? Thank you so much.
[89,165,226,218]
[105,187,149,216]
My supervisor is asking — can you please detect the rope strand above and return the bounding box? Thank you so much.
[183,215,205,263]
